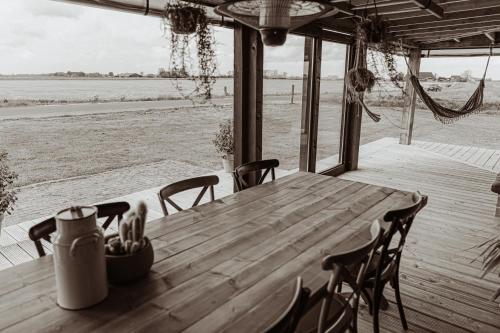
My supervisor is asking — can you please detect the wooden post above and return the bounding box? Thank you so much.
[290,84,295,104]
[400,48,421,145]
[299,36,322,172]
[344,43,364,171]
[233,23,263,190]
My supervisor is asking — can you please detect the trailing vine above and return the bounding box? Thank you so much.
[163,1,217,102]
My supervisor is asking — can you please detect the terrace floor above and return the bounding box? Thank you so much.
[0,138,499,332]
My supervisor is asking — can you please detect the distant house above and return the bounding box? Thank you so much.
[450,75,466,82]
[418,72,436,81]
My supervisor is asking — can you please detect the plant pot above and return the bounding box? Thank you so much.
[166,7,201,35]
[105,237,154,285]
[222,154,234,173]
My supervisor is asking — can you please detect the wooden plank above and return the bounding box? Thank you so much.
[400,48,421,145]
[344,43,363,170]
[3,225,29,242]
[0,244,33,266]
[233,23,263,188]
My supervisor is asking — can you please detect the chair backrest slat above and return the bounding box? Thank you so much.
[157,175,219,216]
[234,159,279,191]
[264,277,311,333]
[28,201,130,258]
[316,221,383,333]
[371,192,428,289]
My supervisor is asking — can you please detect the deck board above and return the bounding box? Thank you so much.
[340,140,500,333]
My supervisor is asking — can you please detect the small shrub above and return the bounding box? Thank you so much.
[0,152,17,216]
[212,120,233,158]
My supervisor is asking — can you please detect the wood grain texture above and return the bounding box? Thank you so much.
[0,172,411,333]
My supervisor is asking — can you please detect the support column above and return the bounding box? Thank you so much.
[233,24,263,189]
[299,37,322,173]
[344,43,363,171]
[400,48,421,145]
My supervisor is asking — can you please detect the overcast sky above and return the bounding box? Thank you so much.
[1,0,498,79]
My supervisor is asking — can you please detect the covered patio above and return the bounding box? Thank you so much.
[0,0,499,332]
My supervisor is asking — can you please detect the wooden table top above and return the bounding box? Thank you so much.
[0,172,412,333]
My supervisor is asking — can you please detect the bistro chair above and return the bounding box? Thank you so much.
[233,159,279,191]
[363,192,428,333]
[157,175,219,216]
[298,221,383,333]
[28,201,130,257]
[264,277,311,333]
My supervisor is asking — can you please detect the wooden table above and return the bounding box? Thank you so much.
[0,172,411,333]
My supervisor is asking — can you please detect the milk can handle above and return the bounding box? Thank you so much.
[70,233,101,257]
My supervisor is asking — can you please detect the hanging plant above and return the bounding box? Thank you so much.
[346,24,376,99]
[345,23,380,122]
[163,1,217,101]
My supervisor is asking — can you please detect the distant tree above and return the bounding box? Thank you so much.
[108,72,114,77]
[461,70,472,81]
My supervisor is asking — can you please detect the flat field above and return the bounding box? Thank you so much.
[1,81,499,225]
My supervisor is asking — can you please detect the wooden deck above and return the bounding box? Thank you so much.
[340,139,500,333]
[0,138,498,332]
[413,140,500,173]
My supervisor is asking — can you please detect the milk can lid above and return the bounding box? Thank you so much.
[56,205,97,221]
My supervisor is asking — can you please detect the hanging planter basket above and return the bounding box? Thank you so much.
[165,6,203,35]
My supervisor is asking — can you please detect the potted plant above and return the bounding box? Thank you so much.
[213,120,234,173]
[104,201,154,284]
[165,3,203,35]
[0,151,17,233]
[163,1,217,101]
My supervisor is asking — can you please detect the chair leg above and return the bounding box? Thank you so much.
[393,275,408,330]
[372,287,382,333]
[495,195,500,217]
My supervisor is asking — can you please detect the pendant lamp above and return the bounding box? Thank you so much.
[216,0,334,46]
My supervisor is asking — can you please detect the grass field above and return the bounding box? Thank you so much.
[1,82,499,225]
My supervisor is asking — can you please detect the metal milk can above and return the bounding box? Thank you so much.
[53,206,108,310]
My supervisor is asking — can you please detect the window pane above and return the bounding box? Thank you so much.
[262,35,306,172]
[316,42,347,172]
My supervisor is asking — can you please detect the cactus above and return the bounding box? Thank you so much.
[105,201,149,255]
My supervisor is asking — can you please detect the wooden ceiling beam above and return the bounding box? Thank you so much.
[387,8,500,32]
[420,35,499,49]
[484,32,498,43]
[379,0,500,22]
[410,0,444,18]
[394,20,500,38]
[413,28,500,43]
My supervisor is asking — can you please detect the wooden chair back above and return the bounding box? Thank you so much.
[233,159,279,191]
[375,192,428,279]
[316,221,383,333]
[264,277,311,333]
[366,192,428,333]
[28,201,130,257]
[157,175,219,216]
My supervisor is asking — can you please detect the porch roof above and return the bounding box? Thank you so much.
[57,0,500,52]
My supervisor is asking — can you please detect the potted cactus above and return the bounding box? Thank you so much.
[213,120,234,173]
[105,201,154,284]
[0,151,18,234]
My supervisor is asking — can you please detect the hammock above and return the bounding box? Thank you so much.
[405,46,492,124]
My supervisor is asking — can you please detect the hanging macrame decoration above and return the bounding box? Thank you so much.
[346,24,381,122]
[405,47,492,124]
